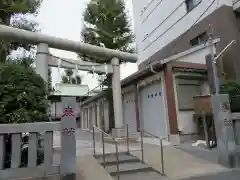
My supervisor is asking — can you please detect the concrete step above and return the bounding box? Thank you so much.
[113,171,170,180]
[96,152,140,165]
[106,161,154,176]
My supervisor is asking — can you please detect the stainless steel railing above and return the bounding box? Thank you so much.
[92,126,120,180]
[125,124,144,160]
[92,125,165,177]
[141,130,165,175]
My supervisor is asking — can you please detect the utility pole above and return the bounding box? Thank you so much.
[208,25,220,95]
[207,25,238,168]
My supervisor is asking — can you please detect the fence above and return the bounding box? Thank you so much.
[0,121,76,180]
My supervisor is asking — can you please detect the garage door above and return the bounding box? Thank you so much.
[123,91,137,133]
[139,80,167,137]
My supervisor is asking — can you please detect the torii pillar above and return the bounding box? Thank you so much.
[35,47,126,137]
[36,43,49,83]
[111,57,125,137]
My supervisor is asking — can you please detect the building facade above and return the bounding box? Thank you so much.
[132,0,240,80]
[79,0,240,144]
[80,42,217,143]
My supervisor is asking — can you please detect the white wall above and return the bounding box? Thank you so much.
[50,100,80,118]
[176,45,214,64]
[132,0,233,64]
[54,84,89,96]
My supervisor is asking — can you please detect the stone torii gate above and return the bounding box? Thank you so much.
[0,24,138,137]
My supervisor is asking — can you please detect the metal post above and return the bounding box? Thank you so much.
[140,129,144,162]
[126,124,129,153]
[102,132,106,168]
[36,43,49,83]
[160,139,165,175]
[115,142,120,180]
[93,127,96,157]
[111,57,124,131]
[208,33,219,95]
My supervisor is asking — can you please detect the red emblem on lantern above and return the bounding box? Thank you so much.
[62,106,74,117]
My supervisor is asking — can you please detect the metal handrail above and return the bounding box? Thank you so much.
[92,126,120,180]
[141,129,165,175]
[125,124,145,167]
[93,126,117,142]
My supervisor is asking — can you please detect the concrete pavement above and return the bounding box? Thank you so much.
[179,169,240,180]
[52,130,237,180]
[131,146,227,180]
[76,154,113,180]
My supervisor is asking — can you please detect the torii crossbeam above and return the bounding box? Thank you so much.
[0,24,137,137]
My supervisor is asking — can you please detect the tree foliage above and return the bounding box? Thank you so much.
[61,69,82,85]
[6,55,53,93]
[79,0,135,63]
[80,0,135,86]
[0,0,42,62]
[220,81,240,112]
[0,62,48,124]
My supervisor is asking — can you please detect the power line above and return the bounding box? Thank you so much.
[140,0,155,16]
[142,0,185,43]
[169,0,217,57]
[145,0,216,52]
[141,0,164,24]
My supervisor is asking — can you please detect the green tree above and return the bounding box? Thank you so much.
[6,54,54,93]
[80,0,135,130]
[61,69,82,84]
[0,0,42,62]
[0,62,49,124]
[220,81,240,112]
[79,0,135,62]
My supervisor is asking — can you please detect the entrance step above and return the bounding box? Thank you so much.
[106,161,153,176]
[95,152,166,180]
[95,152,140,165]
[114,171,171,180]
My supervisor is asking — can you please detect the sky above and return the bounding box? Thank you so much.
[35,0,137,89]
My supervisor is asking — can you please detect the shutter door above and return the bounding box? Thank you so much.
[123,91,137,133]
[140,80,167,137]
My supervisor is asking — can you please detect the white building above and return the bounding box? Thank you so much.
[80,0,240,144]
[132,0,240,79]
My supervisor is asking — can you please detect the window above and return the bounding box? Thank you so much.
[177,84,201,110]
[185,0,202,12]
[190,32,208,46]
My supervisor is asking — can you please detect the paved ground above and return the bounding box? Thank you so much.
[179,169,240,180]
[52,129,240,180]
[131,145,226,180]
[175,142,218,165]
